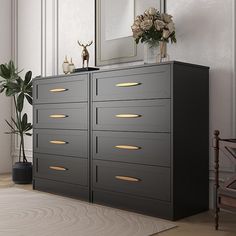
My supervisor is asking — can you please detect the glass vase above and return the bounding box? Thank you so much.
[157,41,170,63]
[143,43,158,64]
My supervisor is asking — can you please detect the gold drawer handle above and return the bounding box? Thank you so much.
[49,166,67,171]
[116,82,141,87]
[115,176,141,182]
[49,88,67,93]
[49,140,67,145]
[115,114,141,118]
[49,114,68,118]
[115,145,141,150]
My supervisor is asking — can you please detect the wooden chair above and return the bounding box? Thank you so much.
[213,130,236,230]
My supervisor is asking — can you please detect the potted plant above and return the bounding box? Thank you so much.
[0,60,33,184]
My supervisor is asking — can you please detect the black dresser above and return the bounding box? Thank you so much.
[33,61,209,220]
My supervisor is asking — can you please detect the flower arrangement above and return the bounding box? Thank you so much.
[131,7,176,47]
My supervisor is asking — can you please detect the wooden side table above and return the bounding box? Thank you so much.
[213,130,236,230]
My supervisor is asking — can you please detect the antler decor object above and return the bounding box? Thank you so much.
[77,40,93,68]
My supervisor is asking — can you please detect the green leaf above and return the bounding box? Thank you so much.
[27,91,32,97]
[8,60,15,72]
[24,123,32,132]
[21,113,27,130]
[25,81,32,90]
[16,77,24,87]
[6,81,18,90]
[5,119,15,131]
[5,131,18,135]
[25,94,33,105]
[17,93,24,112]
[5,88,16,96]
[0,85,5,93]
[0,65,10,79]
[11,117,19,130]
[24,71,32,85]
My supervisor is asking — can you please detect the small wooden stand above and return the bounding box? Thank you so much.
[213,130,236,230]
[72,67,99,73]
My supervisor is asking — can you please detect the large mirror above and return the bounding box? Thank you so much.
[95,0,165,66]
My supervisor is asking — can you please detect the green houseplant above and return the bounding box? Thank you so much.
[0,60,33,184]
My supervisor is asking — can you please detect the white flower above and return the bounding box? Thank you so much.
[140,20,153,30]
[144,9,149,16]
[131,22,143,38]
[161,13,173,23]
[136,15,143,22]
[148,7,157,16]
[131,24,138,31]
[154,20,165,31]
[167,22,175,33]
[163,29,170,39]
[143,13,152,21]
[132,28,143,39]
[133,19,141,27]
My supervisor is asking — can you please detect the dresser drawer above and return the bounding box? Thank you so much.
[34,103,87,129]
[93,131,170,167]
[93,100,170,132]
[34,153,88,186]
[93,65,170,101]
[33,74,88,104]
[34,129,88,158]
[93,160,171,201]
[34,178,89,201]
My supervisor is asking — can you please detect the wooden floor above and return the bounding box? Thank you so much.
[1,173,236,236]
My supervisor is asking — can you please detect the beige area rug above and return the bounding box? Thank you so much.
[0,188,176,236]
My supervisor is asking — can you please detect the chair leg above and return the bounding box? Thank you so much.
[215,207,219,230]
[214,130,220,230]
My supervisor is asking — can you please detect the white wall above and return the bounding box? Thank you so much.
[12,0,235,207]
[13,0,42,161]
[0,0,12,173]
[167,0,236,208]
[12,0,95,161]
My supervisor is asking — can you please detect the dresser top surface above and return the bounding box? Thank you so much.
[33,60,209,81]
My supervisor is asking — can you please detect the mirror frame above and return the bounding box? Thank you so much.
[95,0,166,66]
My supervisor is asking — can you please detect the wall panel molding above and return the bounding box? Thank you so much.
[53,0,59,75]
[11,0,18,64]
[11,0,43,160]
[11,0,60,160]
[233,0,236,138]
[41,0,46,76]
[11,0,19,164]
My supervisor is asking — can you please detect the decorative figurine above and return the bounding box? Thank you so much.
[77,40,93,68]
[68,58,75,73]
[62,56,69,74]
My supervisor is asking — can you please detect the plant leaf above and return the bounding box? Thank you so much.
[25,81,32,90]
[25,94,33,105]
[5,119,15,130]
[21,113,27,130]
[11,117,19,130]
[24,71,32,85]
[17,93,24,112]
[5,88,16,96]
[0,64,10,79]
[0,85,5,93]
[24,123,32,132]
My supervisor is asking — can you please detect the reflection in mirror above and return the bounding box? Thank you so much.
[96,0,165,66]
[105,0,134,41]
